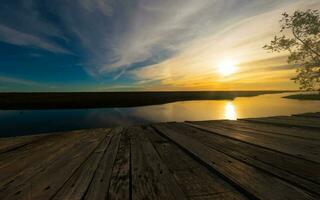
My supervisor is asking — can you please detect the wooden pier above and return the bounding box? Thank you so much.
[0,113,319,199]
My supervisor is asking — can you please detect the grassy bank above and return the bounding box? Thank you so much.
[0,91,288,110]
[283,93,320,100]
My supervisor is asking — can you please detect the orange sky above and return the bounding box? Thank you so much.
[125,1,319,91]
[1,0,319,92]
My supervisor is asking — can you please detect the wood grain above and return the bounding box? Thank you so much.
[145,126,248,200]
[153,123,316,200]
[83,128,122,200]
[1,113,319,199]
[130,127,187,200]
[187,121,320,163]
[107,130,131,200]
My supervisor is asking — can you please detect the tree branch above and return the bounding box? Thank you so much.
[292,27,320,57]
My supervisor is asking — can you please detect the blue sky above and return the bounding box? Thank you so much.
[0,0,319,91]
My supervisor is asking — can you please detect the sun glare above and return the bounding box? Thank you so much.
[218,60,238,76]
[224,102,237,120]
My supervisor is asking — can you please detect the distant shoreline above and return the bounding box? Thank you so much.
[283,93,320,100]
[0,91,292,110]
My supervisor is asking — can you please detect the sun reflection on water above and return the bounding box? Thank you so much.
[225,102,237,120]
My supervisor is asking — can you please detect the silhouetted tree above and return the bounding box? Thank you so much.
[264,10,320,92]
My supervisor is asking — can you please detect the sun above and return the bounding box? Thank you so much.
[217,60,238,76]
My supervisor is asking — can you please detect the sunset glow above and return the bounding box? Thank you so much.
[218,60,238,76]
[0,1,319,92]
[225,102,237,120]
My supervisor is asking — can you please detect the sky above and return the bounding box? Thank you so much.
[0,0,319,92]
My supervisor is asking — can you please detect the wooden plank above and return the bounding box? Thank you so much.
[190,193,249,200]
[1,130,107,200]
[83,128,122,200]
[281,116,320,125]
[108,130,131,200]
[0,130,97,188]
[129,127,187,200]
[0,134,50,154]
[293,112,320,118]
[0,131,88,168]
[192,120,320,146]
[169,123,320,195]
[0,130,97,191]
[185,121,320,180]
[145,126,248,200]
[243,116,320,129]
[0,134,61,169]
[153,123,316,200]
[189,192,251,200]
[203,120,320,141]
[187,122,320,163]
[52,131,114,199]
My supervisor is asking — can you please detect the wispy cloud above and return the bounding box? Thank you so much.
[129,0,320,90]
[79,0,114,16]
[0,75,50,88]
[0,0,319,91]
[100,0,295,73]
[0,25,70,54]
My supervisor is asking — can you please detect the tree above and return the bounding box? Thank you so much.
[264,9,320,92]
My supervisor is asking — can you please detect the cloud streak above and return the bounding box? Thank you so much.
[130,0,320,90]
[0,75,55,90]
[0,0,319,91]
[0,25,70,54]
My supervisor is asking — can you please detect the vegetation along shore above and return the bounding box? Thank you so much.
[0,91,289,110]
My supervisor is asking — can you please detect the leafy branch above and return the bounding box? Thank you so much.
[264,10,320,92]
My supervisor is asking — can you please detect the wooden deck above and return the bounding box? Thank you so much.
[0,113,319,200]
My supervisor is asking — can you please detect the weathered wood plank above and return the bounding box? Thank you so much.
[170,123,320,195]
[0,130,97,188]
[0,131,90,166]
[187,122,320,163]
[0,134,50,154]
[244,116,320,129]
[0,130,97,192]
[130,127,187,200]
[108,130,131,200]
[189,192,251,200]
[293,112,320,119]
[204,120,320,140]
[153,123,316,200]
[1,113,319,200]
[145,126,248,200]
[1,130,106,200]
[0,134,61,170]
[191,120,320,147]
[51,131,113,199]
[83,128,122,200]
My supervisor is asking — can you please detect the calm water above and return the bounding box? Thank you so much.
[1,92,319,137]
